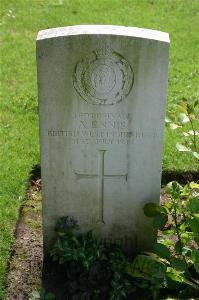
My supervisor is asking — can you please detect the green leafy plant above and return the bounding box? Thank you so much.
[51,216,105,269]
[49,216,134,299]
[141,181,199,298]
[166,99,199,159]
[46,190,199,300]
[127,252,168,299]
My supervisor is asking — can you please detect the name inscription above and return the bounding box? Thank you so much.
[47,112,157,145]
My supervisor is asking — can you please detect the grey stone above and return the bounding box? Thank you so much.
[36,25,170,253]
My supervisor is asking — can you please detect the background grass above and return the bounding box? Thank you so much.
[0,0,198,297]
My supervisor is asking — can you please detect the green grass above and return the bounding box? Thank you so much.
[0,0,198,297]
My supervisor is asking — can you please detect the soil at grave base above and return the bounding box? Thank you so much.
[6,181,43,300]
[6,185,170,300]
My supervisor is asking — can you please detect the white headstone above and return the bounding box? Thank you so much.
[37,25,170,253]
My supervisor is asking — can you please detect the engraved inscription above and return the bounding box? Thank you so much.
[73,47,134,105]
[74,150,127,223]
[47,112,158,144]
[47,129,156,145]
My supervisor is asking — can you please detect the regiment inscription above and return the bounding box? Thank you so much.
[47,111,158,145]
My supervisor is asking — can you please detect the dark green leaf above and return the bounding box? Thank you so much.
[175,241,183,254]
[127,254,166,280]
[170,257,187,272]
[192,249,199,273]
[154,243,170,259]
[160,206,168,214]
[194,235,199,245]
[143,203,161,217]
[153,213,168,229]
[166,270,185,283]
[189,197,199,214]
[190,217,199,235]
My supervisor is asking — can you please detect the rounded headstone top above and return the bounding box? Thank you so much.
[37,25,170,43]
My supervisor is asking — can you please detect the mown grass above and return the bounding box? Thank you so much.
[0,0,198,297]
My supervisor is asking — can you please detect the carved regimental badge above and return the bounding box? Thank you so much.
[73,48,134,105]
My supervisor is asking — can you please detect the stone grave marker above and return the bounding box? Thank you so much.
[37,25,170,253]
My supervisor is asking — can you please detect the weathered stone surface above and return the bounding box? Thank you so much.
[37,25,170,253]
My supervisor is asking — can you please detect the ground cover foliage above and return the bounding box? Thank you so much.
[1,0,199,298]
[38,182,199,300]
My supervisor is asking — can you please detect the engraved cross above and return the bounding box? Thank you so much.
[74,150,127,223]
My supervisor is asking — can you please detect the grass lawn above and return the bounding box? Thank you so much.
[0,0,198,298]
